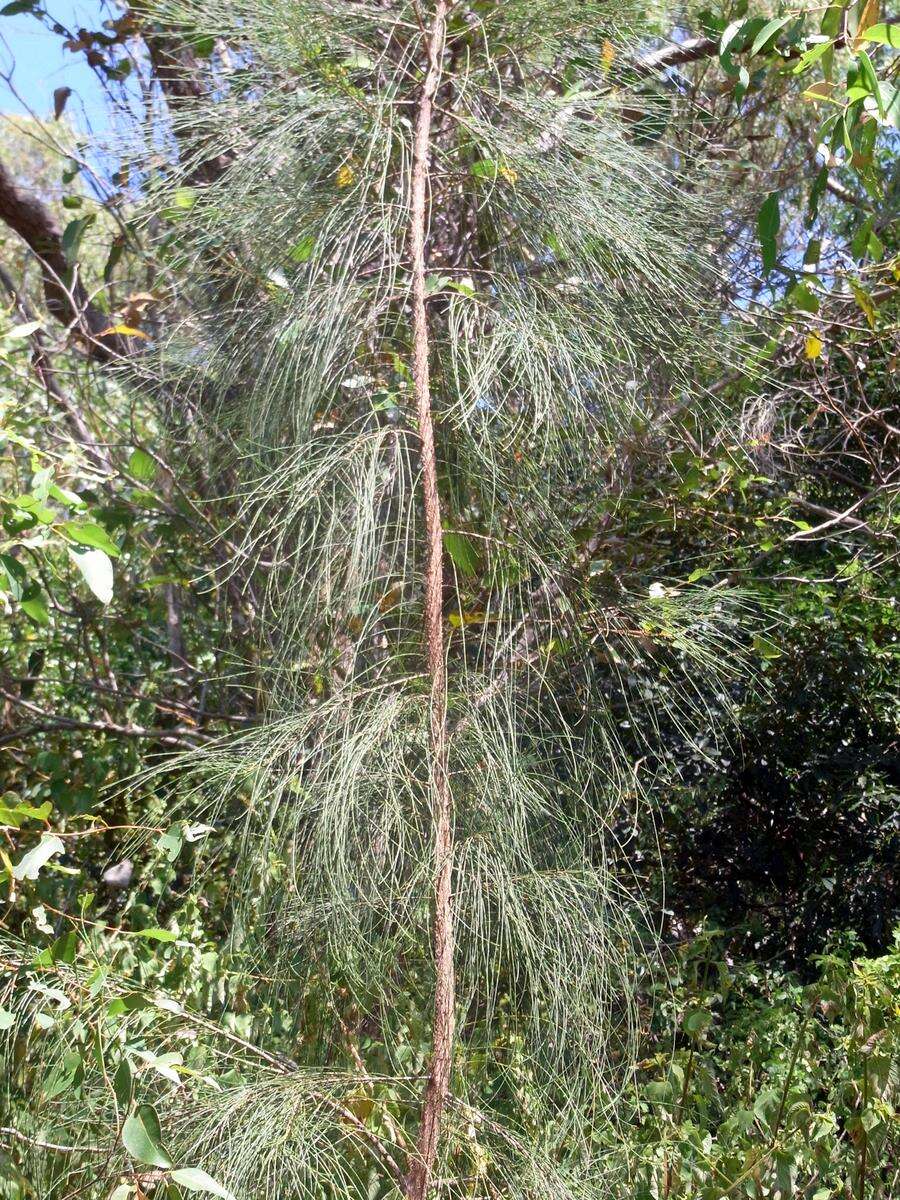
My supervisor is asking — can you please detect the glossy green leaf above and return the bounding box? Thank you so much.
[792,39,834,75]
[757,191,780,274]
[684,1009,712,1036]
[0,553,26,599]
[158,825,183,863]
[860,22,900,46]
[820,4,843,36]
[753,634,782,660]
[69,547,114,605]
[129,927,178,942]
[43,1049,82,1099]
[114,1056,133,1109]
[13,494,55,524]
[122,1104,173,1169]
[171,1169,237,1199]
[788,283,820,314]
[62,521,121,557]
[61,215,95,262]
[0,1,37,15]
[20,584,50,626]
[750,16,791,55]
[128,448,157,483]
[857,50,886,118]
[0,798,51,828]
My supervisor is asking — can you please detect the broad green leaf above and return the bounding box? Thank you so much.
[12,834,65,881]
[47,930,77,964]
[750,16,791,55]
[107,992,153,1016]
[342,50,373,69]
[757,192,780,274]
[69,547,114,605]
[470,158,517,183]
[129,927,178,942]
[20,585,50,626]
[788,283,820,313]
[104,237,125,282]
[61,215,95,261]
[851,282,877,327]
[163,187,198,221]
[43,1049,82,1099]
[49,483,85,509]
[719,18,744,54]
[821,5,843,37]
[851,216,875,259]
[857,50,886,117]
[684,1009,712,1036]
[424,274,453,297]
[135,1049,183,1083]
[62,521,121,557]
[122,1104,173,1169]
[860,22,900,46]
[0,553,26,599]
[0,798,51,828]
[114,1056,133,1108]
[753,634,782,660]
[171,1168,237,1200]
[13,494,55,524]
[792,39,834,75]
[29,466,51,501]
[158,825,183,863]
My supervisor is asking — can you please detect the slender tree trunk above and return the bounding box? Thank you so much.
[405,4,455,1199]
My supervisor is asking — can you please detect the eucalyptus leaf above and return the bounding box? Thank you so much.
[757,191,780,274]
[171,1168,237,1200]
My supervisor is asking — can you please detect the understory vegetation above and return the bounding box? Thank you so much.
[0,1,896,1197]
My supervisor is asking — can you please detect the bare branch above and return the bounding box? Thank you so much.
[632,35,718,75]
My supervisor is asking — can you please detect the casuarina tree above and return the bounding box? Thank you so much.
[1,2,754,1197]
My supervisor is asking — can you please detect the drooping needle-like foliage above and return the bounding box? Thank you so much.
[1,2,757,1197]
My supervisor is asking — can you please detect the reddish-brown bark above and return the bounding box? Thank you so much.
[404,4,455,1199]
